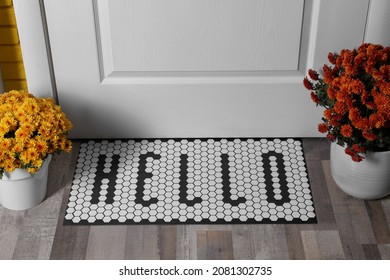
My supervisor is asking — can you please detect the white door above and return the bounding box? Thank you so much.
[14,0,390,138]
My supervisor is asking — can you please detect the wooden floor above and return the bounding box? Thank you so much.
[0,139,389,260]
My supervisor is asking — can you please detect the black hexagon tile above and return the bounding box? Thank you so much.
[64,138,316,225]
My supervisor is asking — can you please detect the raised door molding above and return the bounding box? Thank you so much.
[96,0,304,81]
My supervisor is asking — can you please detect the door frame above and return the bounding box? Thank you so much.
[13,0,55,99]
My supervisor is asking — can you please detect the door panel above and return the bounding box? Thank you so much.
[42,0,371,138]
[98,0,303,73]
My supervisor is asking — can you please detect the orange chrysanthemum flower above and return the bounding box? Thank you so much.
[329,119,340,127]
[348,107,361,123]
[369,113,386,129]
[310,92,320,104]
[328,52,337,64]
[378,81,390,95]
[308,69,319,80]
[354,118,371,131]
[303,77,313,90]
[362,131,377,141]
[323,109,333,120]
[318,123,329,133]
[326,133,336,141]
[323,65,334,84]
[333,102,348,115]
[352,155,364,162]
[303,43,390,162]
[340,124,353,138]
[352,144,366,153]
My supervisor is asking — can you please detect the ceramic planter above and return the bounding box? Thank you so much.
[0,155,52,210]
[330,142,390,200]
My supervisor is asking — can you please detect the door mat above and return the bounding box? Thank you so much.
[64,138,316,225]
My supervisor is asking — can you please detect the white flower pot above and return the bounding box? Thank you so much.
[0,155,52,210]
[330,142,390,200]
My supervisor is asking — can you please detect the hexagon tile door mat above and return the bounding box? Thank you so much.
[64,138,317,225]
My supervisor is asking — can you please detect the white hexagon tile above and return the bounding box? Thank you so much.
[64,138,316,225]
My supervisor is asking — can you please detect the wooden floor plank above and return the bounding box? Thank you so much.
[304,159,337,229]
[230,224,256,260]
[158,225,177,259]
[362,244,382,260]
[124,225,160,259]
[86,225,127,259]
[322,161,377,259]
[175,225,191,259]
[250,225,290,259]
[11,204,61,260]
[197,230,233,260]
[378,244,390,260]
[0,209,23,259]
[12,150,71,259]
[186,224,231,260]
[323,160,376,243]
[301,230,345,259]
[50,143,90,260]
[302,138,330,161]
[365,200,390,244]
[285,225,306,260]
[284,141,336,259]
[380,197,390,227]
[50,225,90,260]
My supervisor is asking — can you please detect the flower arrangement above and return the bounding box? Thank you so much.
[304,43,390,162]
[0,90,72,177]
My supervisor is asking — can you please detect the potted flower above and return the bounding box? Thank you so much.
[304,43,390,199]
[0,90,72,210]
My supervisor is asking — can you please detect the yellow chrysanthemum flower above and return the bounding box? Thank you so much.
[27,167,39,174]
[0,150,5,160]
[0,103,12,112]
[15,127,31,142]
[0,113,17,131]
[0,138,13,150]
[19,150,30,164]
[47,141,58,154]
[15,107,27,121]
[21,98,40,115]
[38,121,52,138]
[0,123,9,136]
[25,139,37,149]
[0,90,72,176]
[32,158,43,167]
[12,142,24,154]
[34,138,48,155]
[3,160,16,173]
[20,148,39,164]
[19,114,33,126]
[2,152,18,173]
[58,136,72,153]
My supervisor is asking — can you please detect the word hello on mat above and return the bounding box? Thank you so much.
[90,150,290,208]
[65,138,316,224]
